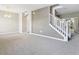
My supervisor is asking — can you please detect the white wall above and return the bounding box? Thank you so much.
[32,7,63,39]
[62,12,79,18]
[22,13,27,33]
[0,10,19,33]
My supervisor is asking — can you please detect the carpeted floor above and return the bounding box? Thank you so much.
[0,33,79,55]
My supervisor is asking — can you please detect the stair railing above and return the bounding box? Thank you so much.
[50,6,72,42]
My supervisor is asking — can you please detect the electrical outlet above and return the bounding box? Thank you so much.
[40,30,43,33]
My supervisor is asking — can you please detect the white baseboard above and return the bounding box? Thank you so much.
[0,32,67,42]
[0,32,31,35]
[0,32,19,35]
[31,33,67,42]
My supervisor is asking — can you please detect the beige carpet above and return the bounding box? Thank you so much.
[0,33,79,55]
[0,33,31,55]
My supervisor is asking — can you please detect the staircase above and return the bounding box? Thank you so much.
[49,6,72,41]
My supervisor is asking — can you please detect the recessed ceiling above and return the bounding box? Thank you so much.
[56,4,79,15]
[0,4,52,13]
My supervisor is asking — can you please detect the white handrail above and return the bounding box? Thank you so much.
[49,13,71,41]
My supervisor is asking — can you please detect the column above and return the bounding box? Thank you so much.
[27,11,32,34]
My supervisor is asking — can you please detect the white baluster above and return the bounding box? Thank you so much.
[65,22,69,41]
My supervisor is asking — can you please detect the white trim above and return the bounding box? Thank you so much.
[31,33,67,42]
[0,32,19,35]
[30,11,32,33]
[19,13,23,33]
